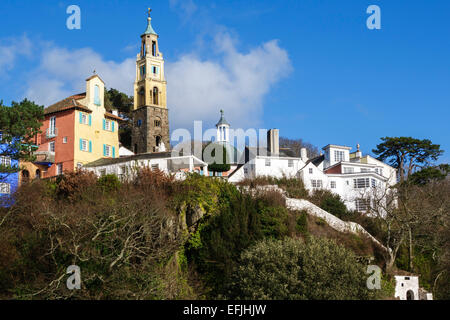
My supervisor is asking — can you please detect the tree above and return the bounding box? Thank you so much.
[104,88,134,149]
[372,137,444,183]
[229,237,372,300]
[279,137,319,159]
[408,164,449,185]
[204,143,231,174]
[0,99,44,180]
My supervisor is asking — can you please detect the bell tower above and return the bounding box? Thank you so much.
[131,8,170,154]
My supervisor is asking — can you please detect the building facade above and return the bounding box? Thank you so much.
[29,74,122,178]
[131,10,170,154]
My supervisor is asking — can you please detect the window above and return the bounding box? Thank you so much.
[57,163,63,175]
[63,137,68,144]
[265,159,271,167]
[80,139,87,151]
[309,168,313,174]
[154,119,161,127]
[152,66,159,75]
[0,156,11,167]
[375,168,379,174]
[140,65,146,77]
[120,166,127,175]
[103,145,113,157]
[380,168,383,176]
[137,119,142,127]
[49,116,56,136]
[311,180,323,188]
[103,119,114,132]
[288,159,294,168]
[355,199,369,212]
[153,87,159,105]
[344,167,354,174]
[361,168,370,173]
[334,150,345,162]
[151,164,159,171]
[330,181,336,189]
[0,183,10,194]
[371,178,376,187]
[80,139,91,152]
[152,41,156,56]
[353,178,370,189]
[79,112,89,125]
[94,85,101,106]
[244,167,248,174]
[49,141,55,152]
[99,169,106,176]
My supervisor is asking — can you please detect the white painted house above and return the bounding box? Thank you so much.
[226,126,397,213]
[84,152,208,181]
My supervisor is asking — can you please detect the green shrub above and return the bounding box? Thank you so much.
[295,211,308,235]
[97,174,121,192]
[229,237,373,300]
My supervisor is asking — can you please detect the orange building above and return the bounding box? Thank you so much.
[28,74,122,179]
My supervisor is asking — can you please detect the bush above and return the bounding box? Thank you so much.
[295,211,308,235]
[229,237,373,300]
[309,189,348,220]
[97,174,121,192]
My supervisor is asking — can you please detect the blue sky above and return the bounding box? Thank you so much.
[0,0,449,163]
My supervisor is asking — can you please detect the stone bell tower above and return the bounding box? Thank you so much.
[131,8,170,154]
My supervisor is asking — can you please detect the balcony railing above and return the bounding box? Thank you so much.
[34,151,55,164]
[46,127,58,139]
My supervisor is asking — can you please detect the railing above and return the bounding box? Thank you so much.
[46,127,58,139]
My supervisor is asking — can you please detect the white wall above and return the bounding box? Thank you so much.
[394,276,419,300]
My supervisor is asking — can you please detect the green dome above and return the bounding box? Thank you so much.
[144,17,158,35]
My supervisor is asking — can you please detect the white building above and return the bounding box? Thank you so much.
[84,152,208,181]
[228,129,305,183]
[227,129,397,213]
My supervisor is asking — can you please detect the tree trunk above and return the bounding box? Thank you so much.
[408,227,413,271]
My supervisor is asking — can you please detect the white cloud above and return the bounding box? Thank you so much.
[24,46,135,106]
[5,32,292,130]
[166,33,292,129]
[0,35,32,76]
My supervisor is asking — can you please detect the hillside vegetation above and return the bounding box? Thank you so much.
[1,170,441,299]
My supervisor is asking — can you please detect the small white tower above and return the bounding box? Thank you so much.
[216,109,230,143]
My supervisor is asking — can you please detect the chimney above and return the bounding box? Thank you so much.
[300,148,308,162]
[356,143,362,158]
[267,129,279,155]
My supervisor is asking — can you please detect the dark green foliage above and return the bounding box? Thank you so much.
[0,99,44,179]
[372,136,444,182]
[295,211,308,235]
[229,237,373,300]
[104,88,133,149]
[204,143,231,173]
[309,189,349,220]
[408,164,449,185]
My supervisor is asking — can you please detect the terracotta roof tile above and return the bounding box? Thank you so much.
[44,94,91,116]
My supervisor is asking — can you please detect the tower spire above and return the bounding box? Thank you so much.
[144,8,158,35]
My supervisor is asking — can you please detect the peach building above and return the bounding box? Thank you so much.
[28,75,122,179]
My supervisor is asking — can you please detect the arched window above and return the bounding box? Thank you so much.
[156,136,161,147]
[35,169,41,179]
[152,41,156,56]
[153,87,159,105]
[94,85,101,106]
[22,170,30,184]
[138,87,145,106]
